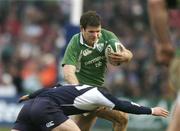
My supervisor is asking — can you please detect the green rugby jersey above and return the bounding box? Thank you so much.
[62,29,120,86]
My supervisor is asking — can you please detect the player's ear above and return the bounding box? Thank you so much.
[80,25,83,30]
[80,26,85,32]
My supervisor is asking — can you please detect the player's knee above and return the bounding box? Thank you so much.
[72,114,96,131]
[95,108,128,125]
[104,111,128,126]
[112,113,128,131]
[115,113,128,126]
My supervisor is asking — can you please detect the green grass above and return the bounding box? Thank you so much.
[0,128,10,131]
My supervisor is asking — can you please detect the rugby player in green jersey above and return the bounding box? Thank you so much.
[148,0,180,130]
[62,11,133,131]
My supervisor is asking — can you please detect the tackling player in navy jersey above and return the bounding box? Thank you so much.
[12,84,169,131]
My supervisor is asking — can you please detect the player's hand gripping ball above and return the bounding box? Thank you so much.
[105,40,124,66]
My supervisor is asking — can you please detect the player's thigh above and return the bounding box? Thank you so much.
[72,113,97,124]
[12,100,38,131]
[71,114,97,129]
[95,107,128,124]
[30,97,69,130]
[52,119,80,131]
[11,130,20,131]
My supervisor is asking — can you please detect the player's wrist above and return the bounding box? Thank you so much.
[123,51,133,62]
[151,108,154,115]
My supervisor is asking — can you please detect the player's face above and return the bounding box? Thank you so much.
[81,25,101,47]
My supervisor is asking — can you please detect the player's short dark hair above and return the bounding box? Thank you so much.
[80,11,101,29]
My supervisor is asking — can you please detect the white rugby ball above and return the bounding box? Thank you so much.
[105,41,124,66]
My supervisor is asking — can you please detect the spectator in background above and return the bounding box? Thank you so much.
[0,0,179,100]
[0,73,17,97]
[148,0,180,130]
[0,1,65,95]
[39,53,57,88]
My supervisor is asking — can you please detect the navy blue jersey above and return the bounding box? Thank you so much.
[13,84,153,131]
[27,84,152,115]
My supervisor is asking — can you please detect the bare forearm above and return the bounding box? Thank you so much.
[63,65,79,84]
[148,0,171,45]
[64,73,79,84]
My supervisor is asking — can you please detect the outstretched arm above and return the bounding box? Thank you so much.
[113,98,168,117]
[99,89,169,117]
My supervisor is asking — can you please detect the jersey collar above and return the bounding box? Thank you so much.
[80,32,101,49]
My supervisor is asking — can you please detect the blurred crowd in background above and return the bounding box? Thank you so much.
[0,0,179,99]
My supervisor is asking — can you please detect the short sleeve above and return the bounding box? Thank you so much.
[62,36,79,66]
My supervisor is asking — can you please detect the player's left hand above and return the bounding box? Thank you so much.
[18,95,29,103]
[108,50,133,64]
[151,107,169,118]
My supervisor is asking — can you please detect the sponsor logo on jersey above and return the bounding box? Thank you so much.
[46,121,55,128]
[96,43,104,52]
[83,49,92,56]
[84,56,105,65]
